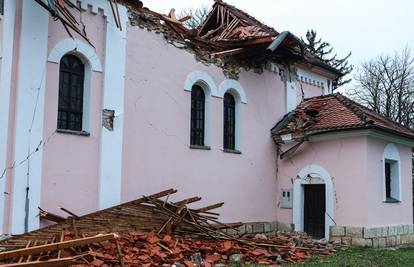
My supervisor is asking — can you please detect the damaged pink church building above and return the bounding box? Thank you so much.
[0,0,413,247]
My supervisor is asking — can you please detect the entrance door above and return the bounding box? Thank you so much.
[304,184,325,239]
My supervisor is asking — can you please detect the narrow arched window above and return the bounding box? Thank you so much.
[190,85,205,146]
[57,55,85,131]
[223,93,236,150]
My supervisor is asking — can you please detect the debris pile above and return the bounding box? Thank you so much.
[0,189,335,266]
[76,231,334,266]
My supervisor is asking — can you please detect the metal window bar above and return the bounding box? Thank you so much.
[223,93,235,150]
[190,86,205,146]
[385,162,391,199]
[57,55,85,131]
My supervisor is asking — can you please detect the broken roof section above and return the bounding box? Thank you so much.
[37,0,343,79]
[271,93,414,142]
[198,0,277,44]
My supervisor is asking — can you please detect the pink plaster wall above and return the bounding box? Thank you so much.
[276,136,370,226]
[366,138,413,226]
[277,135,413,228]
[40,9,106,219]
[121,27,286,223]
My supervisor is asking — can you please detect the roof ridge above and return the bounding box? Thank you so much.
[334,93,414,134]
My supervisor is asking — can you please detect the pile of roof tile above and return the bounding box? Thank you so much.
[0,189,335,266]
[69,231,334,266]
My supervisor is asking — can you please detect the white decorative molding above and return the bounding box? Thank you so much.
[11,1,49,234]
[218,79,247,104]
[286,78,297,113]
[293,164,334,240]
[0,0,17,235]
[48,38,102,72]
[98,1,129,209]
[297,67,331,95]
[382,143,402,202]
[184,70,218,97]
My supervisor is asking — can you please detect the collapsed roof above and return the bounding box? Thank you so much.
[271,93,414,142]
[36,0,343,79]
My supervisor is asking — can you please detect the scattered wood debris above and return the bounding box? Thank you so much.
[0,189,335,266]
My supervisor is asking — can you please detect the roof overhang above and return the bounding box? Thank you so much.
[276,127,414,147]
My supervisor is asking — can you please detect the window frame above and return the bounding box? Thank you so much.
[190,85,206,147]
[223,92,236,151]
[57,54,86,133]
[382,144,402,203]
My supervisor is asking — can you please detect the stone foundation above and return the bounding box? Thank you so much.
[224,221,294,235]
[330,225,414,248]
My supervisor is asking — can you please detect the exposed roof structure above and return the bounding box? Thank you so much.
[271,93,414,142]
[36,0,343,79]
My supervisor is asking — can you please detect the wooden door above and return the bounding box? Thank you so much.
[304,184,326,239]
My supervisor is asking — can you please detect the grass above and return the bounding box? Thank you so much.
[288,246,414,267]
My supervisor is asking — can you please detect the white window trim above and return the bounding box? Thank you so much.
[48,38,102,72]
[185,71,216,147]
[218,79,247,104]
[382,143,402,202]
[48,39,102,133]
[293,164,335,240]
[218,80,247,151]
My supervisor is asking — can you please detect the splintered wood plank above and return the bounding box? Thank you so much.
[0,234,115,260]
[195,202,225,213]
[173,197,202,206]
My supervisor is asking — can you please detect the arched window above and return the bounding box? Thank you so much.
[223,93,236,150]
[190,85,205,146]
[57,55,85,131]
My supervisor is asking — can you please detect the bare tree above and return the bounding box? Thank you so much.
[178,6,211,29]
[348,48,414,128]
[302,30,353,88]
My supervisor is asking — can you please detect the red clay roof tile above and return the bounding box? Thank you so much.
[272,93,414,140]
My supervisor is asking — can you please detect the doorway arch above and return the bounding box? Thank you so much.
[293,164,334,239]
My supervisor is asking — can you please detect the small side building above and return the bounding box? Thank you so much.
[272,93,414,247]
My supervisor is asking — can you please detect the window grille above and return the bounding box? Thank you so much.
[190,85,205,146]
[57,55,85,131]
[223,93,236,150]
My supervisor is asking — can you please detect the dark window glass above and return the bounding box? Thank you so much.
[57,55,85,131]
[190,85,205,146]
[0,0,3,15]
[385,162,391,199]
[223,93,236,150]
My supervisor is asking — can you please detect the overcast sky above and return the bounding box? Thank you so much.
[145,0,414,86]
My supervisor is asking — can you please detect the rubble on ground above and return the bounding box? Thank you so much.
[0,189,335,266]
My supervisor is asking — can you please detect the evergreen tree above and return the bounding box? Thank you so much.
[302,30,353,88]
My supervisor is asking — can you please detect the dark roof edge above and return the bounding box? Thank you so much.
[274,125,414,143]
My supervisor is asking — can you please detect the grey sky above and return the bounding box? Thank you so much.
[145,0,414,84]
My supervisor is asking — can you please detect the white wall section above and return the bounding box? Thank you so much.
[11,1,49,234]
[98,1,128,209]
[0,0,17,235]
[286,78,297,113]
